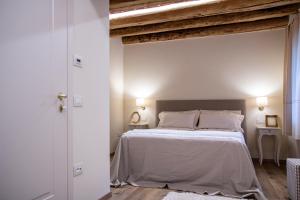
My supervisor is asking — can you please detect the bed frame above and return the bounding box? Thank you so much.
[156,99,247,143]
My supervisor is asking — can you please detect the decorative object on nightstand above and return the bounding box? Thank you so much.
[256,96,268,111]
[128,122,149,130]
[130,111,141,124]
[287,158,300,200]
[265,115,278,127]
[256,126,281,166]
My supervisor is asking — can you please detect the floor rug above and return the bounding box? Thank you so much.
[162,192,244,200]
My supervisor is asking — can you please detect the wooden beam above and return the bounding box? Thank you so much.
[122,16,289,44]
[110,0,194,14]
[110,0,300,29]
[111,4,298,37]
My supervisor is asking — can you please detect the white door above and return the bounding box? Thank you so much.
[0,0,68,200]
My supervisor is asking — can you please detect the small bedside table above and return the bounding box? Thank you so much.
[128,122,149,130]
[256,126,282,166]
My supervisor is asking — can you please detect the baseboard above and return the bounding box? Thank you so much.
[99,192,112,200]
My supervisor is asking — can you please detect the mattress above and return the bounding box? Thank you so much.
[111,128,266,200]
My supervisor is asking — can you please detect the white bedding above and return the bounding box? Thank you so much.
[111,128,265,200]
[125,128,246,144]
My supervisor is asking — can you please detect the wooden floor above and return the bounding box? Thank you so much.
[108,160,288,200]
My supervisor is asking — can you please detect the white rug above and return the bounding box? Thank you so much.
[162,192,243,200]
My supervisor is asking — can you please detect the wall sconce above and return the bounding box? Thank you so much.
[136,98,146,110]
[256,96,268,111]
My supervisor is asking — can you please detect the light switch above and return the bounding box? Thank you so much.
[73,54,83,68]
[73,162,83,177]
[73,95,83,107]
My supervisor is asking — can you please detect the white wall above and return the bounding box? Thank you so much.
[110,38,124,153]
[123,30,286,159]
[71,0,110,199]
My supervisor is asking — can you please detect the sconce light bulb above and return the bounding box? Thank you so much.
[256,96,268,111]
[136,98,146,110]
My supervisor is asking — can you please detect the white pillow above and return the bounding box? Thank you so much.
[158,110,200,130]
[200,110,242,115]
[198,110,244,132]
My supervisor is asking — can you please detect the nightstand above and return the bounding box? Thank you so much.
[256,126,282,166]
[128,122,149,130]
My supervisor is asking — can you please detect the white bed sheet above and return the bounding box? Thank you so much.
[125,128,246,144]
[111,128,265,200]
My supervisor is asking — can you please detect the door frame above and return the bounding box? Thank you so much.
[67,0,74,199]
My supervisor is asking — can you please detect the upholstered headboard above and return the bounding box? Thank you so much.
[156,99,247,142]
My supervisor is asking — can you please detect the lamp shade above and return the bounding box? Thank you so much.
[136,98,145,107]
[256,97,268,107]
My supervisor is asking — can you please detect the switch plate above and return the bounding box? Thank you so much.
[73,162,83,177]
[73,54,83,68]
[73,95,83,107]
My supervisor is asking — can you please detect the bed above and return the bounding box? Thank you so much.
[111,100,266,200]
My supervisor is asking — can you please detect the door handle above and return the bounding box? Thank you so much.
[57,92,67,101]
[59,104,67,112]
[57,92,67,113]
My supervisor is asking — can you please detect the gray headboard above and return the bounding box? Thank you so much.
[156,99,247,142]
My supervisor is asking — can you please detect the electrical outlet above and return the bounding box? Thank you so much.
[73,162,83,177]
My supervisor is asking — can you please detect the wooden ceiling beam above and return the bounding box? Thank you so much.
[111,0,300,29]
[110,0,194,14]
[111,4,298,37]
[122,16,289,44]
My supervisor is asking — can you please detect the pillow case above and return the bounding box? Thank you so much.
[198,110,244,132]
[158,110,200,130]
[200,110,242,115]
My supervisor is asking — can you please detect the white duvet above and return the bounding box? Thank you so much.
[125,128,246,144]
[111,128,266,200]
